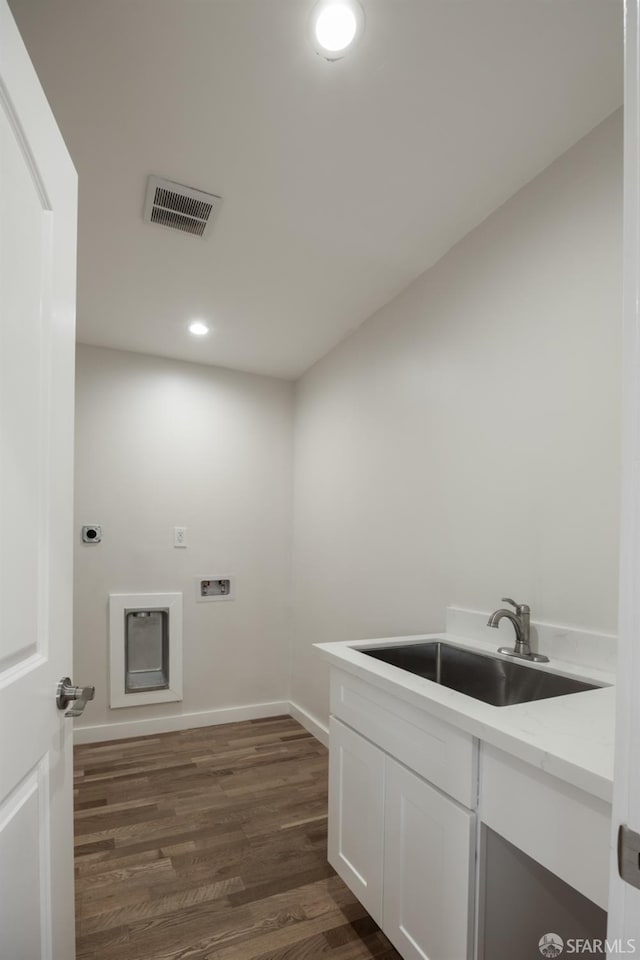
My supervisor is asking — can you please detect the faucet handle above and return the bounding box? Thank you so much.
[501,598,530,616]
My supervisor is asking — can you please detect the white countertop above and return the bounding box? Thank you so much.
[315,631,616,804]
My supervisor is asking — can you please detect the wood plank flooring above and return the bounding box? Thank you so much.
[74,715,401,960]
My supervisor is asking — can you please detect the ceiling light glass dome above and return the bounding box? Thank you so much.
[309,0,365,61]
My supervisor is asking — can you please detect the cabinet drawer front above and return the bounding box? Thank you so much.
[328,718,385,924]
[384,756,475,960]
[331,669,477,808]
[480,744,611,909]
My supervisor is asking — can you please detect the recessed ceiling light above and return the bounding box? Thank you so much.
[188,321,209,336]
[309,0,364,60]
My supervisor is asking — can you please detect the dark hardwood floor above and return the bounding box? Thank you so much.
[74,716,401,960]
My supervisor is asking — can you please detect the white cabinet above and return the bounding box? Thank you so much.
[326,665,611,960]
[479,743,611,910]
[328,717,385,922]
[331,669,477,808]
[384,758,474,960]
[329,716,474,959]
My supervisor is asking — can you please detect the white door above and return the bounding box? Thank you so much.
[609,0,640,943]
[328,717,385,923]
[0,2,79,958]
[384,757,474,960]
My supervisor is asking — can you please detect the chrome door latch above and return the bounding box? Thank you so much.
[56,677,95,718]
[618,824,640,890]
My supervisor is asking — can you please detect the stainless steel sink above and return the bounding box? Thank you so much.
[358,640,604,706]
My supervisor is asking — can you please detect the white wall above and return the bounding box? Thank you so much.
[291,111,623,726]
[74,345,293,735]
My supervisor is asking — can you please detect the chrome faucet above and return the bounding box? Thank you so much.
[487,598,549,663]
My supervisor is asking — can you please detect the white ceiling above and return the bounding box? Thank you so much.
[11,0,622,380]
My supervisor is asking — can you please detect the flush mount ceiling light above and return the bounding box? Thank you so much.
[188,321,210,337]
[309,0,364,60]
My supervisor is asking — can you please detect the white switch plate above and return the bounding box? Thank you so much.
[174,526,187,548]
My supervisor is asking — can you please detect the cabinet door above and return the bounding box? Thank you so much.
[384,757,474,960]
[328,717,385,922]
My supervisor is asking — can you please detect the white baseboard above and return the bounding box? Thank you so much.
[73,699,330,746]
[73,700,290,745]
[288,700,329,747]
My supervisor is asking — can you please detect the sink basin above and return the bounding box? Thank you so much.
[358,640,603,706]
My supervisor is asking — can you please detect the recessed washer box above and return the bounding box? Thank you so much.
[196,577,235,602]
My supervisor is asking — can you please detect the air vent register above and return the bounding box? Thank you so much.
[143,176,221,238]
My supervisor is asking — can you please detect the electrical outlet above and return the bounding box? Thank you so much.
[82,525,102,544]
[174,526,187,548]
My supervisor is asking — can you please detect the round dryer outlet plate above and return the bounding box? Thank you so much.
[82,525,102,543]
